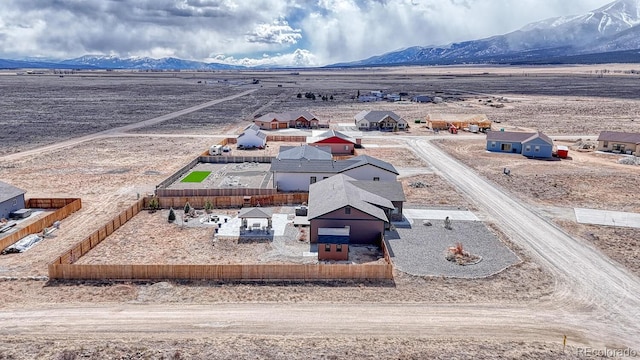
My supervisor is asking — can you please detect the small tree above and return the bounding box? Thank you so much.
[148,196,159,211]
[168,208,176,223]
[204,199,213,213]
[297,93,302,98]
[184,202,191,215]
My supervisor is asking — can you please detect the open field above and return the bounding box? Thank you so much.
[2,66,640,357]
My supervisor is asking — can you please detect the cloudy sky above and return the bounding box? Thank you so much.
[0,0,610,66]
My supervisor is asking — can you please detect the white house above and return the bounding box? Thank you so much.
[270,154,398,192]
[237,124,267,149]
[354,110,408,131]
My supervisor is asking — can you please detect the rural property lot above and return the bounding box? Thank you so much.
[2,65,640,358]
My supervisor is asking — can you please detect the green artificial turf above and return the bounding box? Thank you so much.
[180,171,211,183]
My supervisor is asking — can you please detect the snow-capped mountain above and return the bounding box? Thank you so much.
[59,55,241,70]
[333,0,640,66]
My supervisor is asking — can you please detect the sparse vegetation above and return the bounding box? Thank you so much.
[168,208,176,223]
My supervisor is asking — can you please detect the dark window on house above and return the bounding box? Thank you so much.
[310,176,317,184]
[534,146,540,152]
[12,199,17,206]
[324,244,331,252]
[323,176,328,180]
[345,207,351,214]
[525,145,531,152]
[491,141,496,148]
[603,141,608,148]
[336,244,343,252]
[373,177,380,181]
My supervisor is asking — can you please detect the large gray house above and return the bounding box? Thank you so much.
[0,181,26,220]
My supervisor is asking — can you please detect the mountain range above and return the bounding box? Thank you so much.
[333,0,640,66]
[1,0,640,70]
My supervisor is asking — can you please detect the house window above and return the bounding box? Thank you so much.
[373,177,380,181]
[603,141,608,148]
[345,207,351,214]
[391,207,399,214]
[534,146,540,152]
[325,244,331,252]
[310,176,317,184]
[323,176,328,180]
[501,143,512,152]
[336,244,343,252]
[491,142,496,148]
[12,199,17,206]
[525,145,531,152]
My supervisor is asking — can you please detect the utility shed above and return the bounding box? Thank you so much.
[0,181,26,221]
[317,227,350,261]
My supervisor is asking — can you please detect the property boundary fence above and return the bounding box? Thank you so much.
[266,135,307,142]
[48,196,392,281]
[153,192,308,209]
[0,198,82,252]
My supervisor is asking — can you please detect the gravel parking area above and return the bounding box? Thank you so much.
[386,220,519,278]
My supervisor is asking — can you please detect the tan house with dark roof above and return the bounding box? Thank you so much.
[597,131,640,154]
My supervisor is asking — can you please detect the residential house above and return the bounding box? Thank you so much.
[308,174,393,246]
[597,131,640,154]
[253,111,325,130]
[486,131,553,158]
[0,181,26,220]
[270,153,399,192]
[354,110,408,131]
[237,124,267,149]
[411,95,432,103]
[306,129,360,155]
[276,145,332,161]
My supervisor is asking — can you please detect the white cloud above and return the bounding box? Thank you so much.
[210,48,318,67]
[246,19,302,45]
[0,0,613,66]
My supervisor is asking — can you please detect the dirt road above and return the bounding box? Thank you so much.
[0,88,257,162]
[407,137,640,348]
[0,302,611,348]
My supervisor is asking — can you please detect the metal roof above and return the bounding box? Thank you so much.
[597,131,640,144]
[308,174,393,222]
[0,181,26,203]
[308,129,357,144]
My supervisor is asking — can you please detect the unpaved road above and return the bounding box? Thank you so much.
[0,303,612,348]
[407,137,640,348]
[0,88,257,162]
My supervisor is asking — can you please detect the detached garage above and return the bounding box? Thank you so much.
[0,181,26,221]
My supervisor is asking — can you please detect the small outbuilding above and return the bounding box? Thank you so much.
[238,207,273,232]
[317,227,350,261]
[237,124,267,149]
[411,95,432,103]
[0,181,26,221]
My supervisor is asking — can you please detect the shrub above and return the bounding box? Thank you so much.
[168,208,176,223]
[184,202,191,215]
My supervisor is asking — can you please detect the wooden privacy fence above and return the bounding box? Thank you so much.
[266,135,307,142]
[50,198,144,265]
[156,187,277,198]
[156,157,199,189]
[154,192,308,209]
[0,198,82,252]
[48,263,393,281]
[198,155,274,164]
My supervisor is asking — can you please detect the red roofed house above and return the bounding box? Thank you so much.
[307,130,360,155]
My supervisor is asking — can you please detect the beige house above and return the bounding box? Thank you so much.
[597,131,640,155]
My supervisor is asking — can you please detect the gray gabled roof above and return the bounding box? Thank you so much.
[239,124,267,139]
[244,123,262,132]
[354,110,403,123]
[0,181,26,203]
[257,111,317,123]
[350,180,406,202]
[598,131,640,144]
[341,155,399,175]
[486,131,536,143]
[238,207,273,219]
[308,174,393,222]
[277,145,332,160]
[522,131,553,145]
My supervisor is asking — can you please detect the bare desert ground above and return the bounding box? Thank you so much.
[2,66,639,358]
[436,139,640,276]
